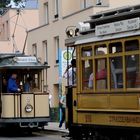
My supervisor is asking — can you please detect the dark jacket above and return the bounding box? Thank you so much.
[7,77,18,93]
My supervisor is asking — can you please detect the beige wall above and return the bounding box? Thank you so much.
[93,0,140,14]
[62,0,81,17]
[0,9,39,53]
[27,0,140,108]
[27,7,93,107]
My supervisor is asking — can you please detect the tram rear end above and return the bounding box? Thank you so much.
[0,54,50,129]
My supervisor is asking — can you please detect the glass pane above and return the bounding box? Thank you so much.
[95,44,107,55]
[110,57,123,89]
[109,42,122,53]
[126,54,139,88]
[96,58,107,90]
[125,40,139,51]
[82,60,93,89]
[82,47,92,57]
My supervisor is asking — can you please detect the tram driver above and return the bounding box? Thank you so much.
[7,72,21,93]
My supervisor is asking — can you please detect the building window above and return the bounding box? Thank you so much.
[81,0,93,9]
[96,0,102,5]
[43,41,48,64]
[32,43,37,57]
[44,2,49,24]
[54,36,59,64]
[54,0,59,18]
[2,24,5,39]
[93,0,109,6]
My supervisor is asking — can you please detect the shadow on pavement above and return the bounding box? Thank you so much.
[0,128,43,138]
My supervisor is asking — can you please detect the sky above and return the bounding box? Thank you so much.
[9,0,38,9]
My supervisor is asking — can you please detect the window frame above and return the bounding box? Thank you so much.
[54,0,59,19]
[42,40,48,63]
[32,43,37,57]
[78,37,140,93]
[44,2,49,24]
[54,36,60,64]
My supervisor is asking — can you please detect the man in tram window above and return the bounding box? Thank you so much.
[7,72,21,93]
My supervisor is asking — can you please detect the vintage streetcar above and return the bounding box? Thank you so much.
[0,53,50,130]
[65,4,140,140]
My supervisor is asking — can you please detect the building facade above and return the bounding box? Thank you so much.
[0,8,39,53]
[27,0,140,109]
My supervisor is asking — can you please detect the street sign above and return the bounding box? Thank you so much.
[61,50,73,76]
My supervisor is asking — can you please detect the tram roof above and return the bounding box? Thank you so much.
[85,4,140,29]
[65,4,140,46]
[0,53,49,69]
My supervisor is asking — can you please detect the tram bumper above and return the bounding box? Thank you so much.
[0,117,50,128]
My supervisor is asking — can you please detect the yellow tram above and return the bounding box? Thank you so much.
[0,53,50,129]
[65,4,140,139]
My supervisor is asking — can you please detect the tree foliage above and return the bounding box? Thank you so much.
[0,0,23,8]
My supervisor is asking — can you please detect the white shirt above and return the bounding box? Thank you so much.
[64,67,76,86]
[88,73,93,88]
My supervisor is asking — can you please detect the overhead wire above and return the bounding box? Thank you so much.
[12,9,20,52]
[19,10,28,54]
[1,8,28,54]
[19,11,28,31]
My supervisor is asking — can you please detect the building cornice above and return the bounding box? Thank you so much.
[28,23,49,32]
[62,6,94,19]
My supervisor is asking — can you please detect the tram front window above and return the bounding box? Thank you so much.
[82,60,93,90]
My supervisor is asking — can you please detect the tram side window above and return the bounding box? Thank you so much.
[95,44,107,55]
[82,60,93,90]
[125,40,139,51]
[95,58,107,90]
[109,42,122,53]
[126,54,139,88]
[110,57,123,89]
[81,47,92,57]
[124,40,139,88]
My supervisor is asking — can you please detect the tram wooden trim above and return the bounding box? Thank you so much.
[77,109,140,113]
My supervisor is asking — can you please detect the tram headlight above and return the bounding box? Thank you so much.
[25,104,33,113]
[66,29,74,37]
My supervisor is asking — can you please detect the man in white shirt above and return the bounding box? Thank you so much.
[63,59,76,86]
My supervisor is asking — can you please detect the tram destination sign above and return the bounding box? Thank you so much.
[95,17,140,36]
[14,57,37,63]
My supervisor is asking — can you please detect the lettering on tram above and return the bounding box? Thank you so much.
[0,54,50,129]
[109,116,140,123]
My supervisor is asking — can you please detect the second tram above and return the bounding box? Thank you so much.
[0,53,50,129]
